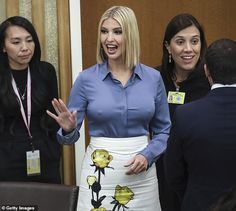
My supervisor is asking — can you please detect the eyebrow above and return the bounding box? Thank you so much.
[101,27,122,30]
[10,35,32,40]
[174,35,200,39]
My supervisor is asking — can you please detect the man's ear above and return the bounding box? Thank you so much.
[204,64,213,86]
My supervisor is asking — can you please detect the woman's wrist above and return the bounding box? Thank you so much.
[62,128,75,136]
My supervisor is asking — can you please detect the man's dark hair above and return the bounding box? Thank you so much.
[205,39,236,84]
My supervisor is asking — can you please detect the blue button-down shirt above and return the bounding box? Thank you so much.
[57,62,171,166]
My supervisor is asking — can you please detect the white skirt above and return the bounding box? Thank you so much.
[77,136,161,211]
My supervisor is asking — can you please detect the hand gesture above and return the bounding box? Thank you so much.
[125,154,148,175]
[47,98,77,133]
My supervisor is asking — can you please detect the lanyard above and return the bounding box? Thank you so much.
[11,67,34,150]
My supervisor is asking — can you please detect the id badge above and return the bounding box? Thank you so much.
[26,150,41,176]
[168,91,185,104]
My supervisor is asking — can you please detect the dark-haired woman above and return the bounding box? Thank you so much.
[0,16,61,183]
[156,13,210,211]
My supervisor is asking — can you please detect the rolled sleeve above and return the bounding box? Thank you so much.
[57,128,80,144]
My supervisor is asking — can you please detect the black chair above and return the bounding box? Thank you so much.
[0,182,79,211]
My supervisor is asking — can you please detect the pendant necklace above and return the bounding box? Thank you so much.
[18,85,27,100]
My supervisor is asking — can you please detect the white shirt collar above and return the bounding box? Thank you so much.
[211,83,236,90]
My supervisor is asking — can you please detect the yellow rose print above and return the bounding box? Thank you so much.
[111,185,134,210]
[87,175,97,187]
[88,149,114,210]
[90,208,106,211]
[91,149,113,168]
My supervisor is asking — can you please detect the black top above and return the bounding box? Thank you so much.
[0,61,61,183]
[3,62,59,135]
[156,66,210,120]
[11,67,28,100]
[154,66,210,211]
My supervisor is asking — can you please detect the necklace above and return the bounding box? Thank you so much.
[172,72,188,92]
[18,85,27,100]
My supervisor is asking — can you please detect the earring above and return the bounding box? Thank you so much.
[169,54,172,63]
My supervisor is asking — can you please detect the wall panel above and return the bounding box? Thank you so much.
[32,0,46,60]
[81,0,236,68]
[6,0,19,17]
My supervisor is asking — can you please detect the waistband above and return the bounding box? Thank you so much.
[89,136,148,154]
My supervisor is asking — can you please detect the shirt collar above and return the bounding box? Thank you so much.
[99,62,110,80]
[99,62,143,81]
[211,83,236,90]
[133,64,143,80]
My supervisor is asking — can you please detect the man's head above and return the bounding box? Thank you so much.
[204,39,236,85]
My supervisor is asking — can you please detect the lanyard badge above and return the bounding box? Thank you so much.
[167,91,186,104]
[11,67,41,176]
[26,150,41,176]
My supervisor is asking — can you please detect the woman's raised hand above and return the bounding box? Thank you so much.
[47,98,77,133]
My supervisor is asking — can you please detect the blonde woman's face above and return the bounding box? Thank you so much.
[100,18,124,63]
[166,25,201,73]
[3,26,35,70]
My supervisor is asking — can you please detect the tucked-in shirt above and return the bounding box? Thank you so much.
[57,62,171,166]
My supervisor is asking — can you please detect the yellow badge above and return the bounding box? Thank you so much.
[167,91,185,104]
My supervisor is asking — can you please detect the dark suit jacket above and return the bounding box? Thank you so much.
[165,87,236,211]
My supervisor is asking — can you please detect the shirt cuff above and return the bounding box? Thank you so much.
[57,128,80,144]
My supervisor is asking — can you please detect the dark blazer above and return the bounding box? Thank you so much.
[165,87,236,211]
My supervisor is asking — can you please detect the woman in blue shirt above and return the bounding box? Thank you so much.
[48,6,170,210]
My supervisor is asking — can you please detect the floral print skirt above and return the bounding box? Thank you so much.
[77,136,161,211]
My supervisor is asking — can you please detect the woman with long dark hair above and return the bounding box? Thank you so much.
[156,13,210,211]
[0,16,61,183]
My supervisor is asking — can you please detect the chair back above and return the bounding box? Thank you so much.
[0,182,79,211]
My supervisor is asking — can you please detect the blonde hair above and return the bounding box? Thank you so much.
[96,6,140,70]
